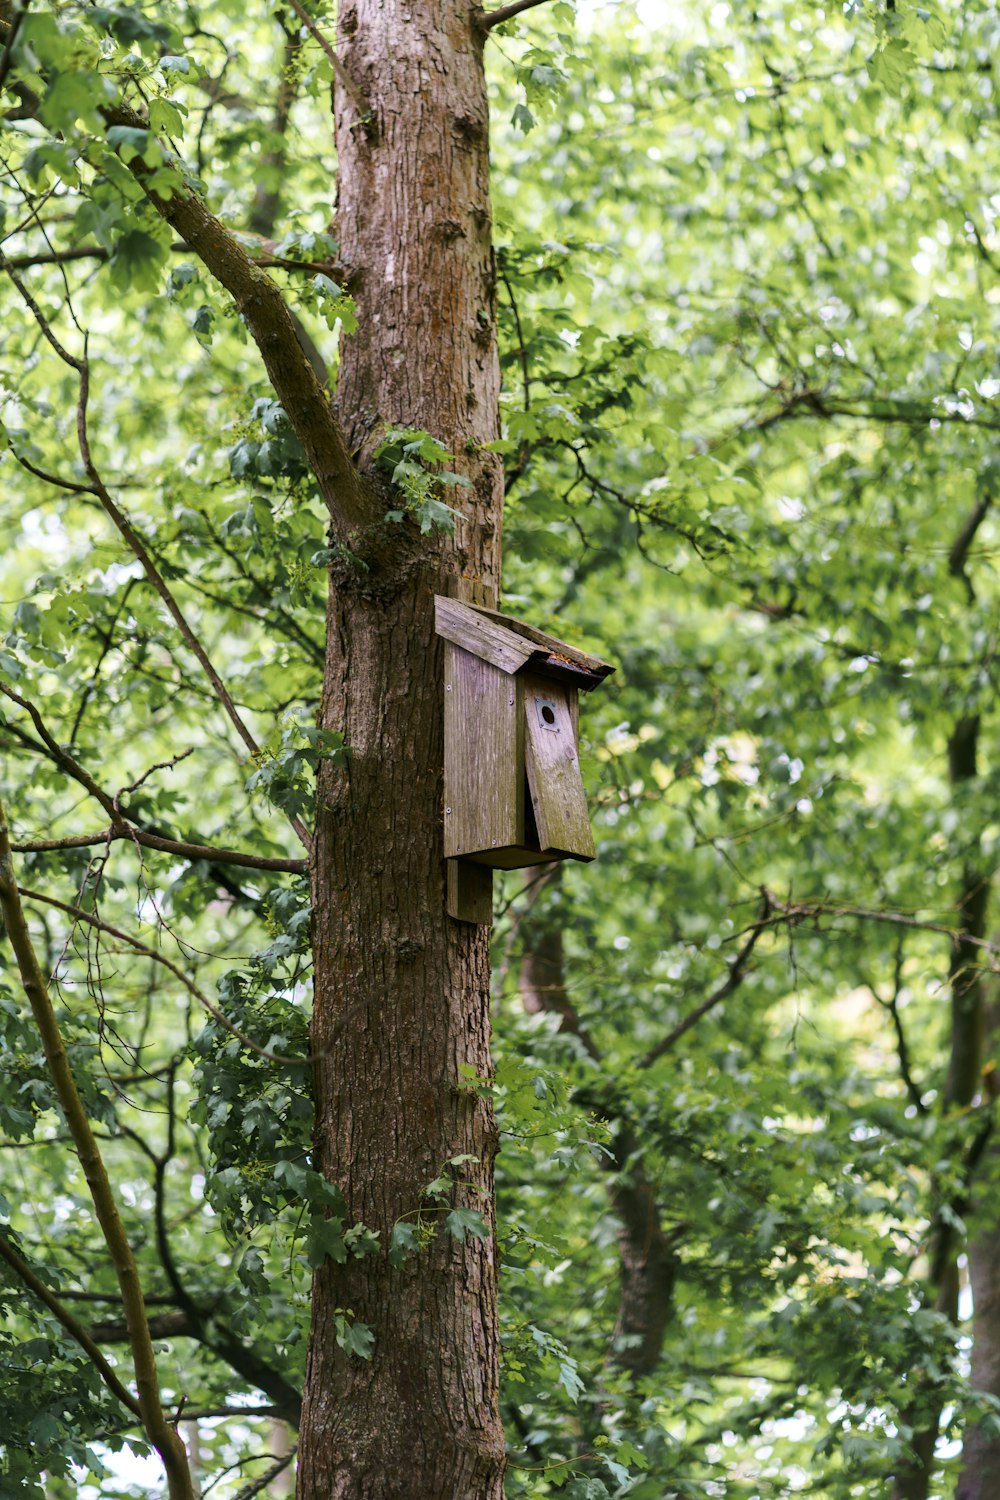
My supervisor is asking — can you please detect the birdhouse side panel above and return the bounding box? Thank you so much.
[443,645,524,859]
[522,675,596,862]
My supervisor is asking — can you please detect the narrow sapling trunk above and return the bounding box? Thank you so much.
[0,801,195,1500]
[298,5,506,1497]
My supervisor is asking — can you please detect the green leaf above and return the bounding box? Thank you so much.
[91,6,176,50]
[149,97,186,137]
[335,1314,375,1360]
[41,71,108,132]
[306,1216,347,1267]
[388,1221,420,1266]
[445,1207,489,1242]
[108,229,168,292]
[106,125,162,167]
[73,198,124,252]
[866,40,913,94]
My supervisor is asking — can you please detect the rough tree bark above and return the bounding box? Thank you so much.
[297,5,507,1497]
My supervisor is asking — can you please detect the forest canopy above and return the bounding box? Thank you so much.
[1,0,999,1496]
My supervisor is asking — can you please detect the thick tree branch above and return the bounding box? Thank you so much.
[90,1302,303,1425]
[12,826,306,873]
[0,799,195,1500]
[102,106,372,536]
[0,238,344,276]
[91,1310,194,1342]
[0,0,27,95]
[477,0,555,31]
[515,865,678,1382]
[117,1088,305,1426]
[948,493,992,598]
[0,26,373,541]
[249,18,303,238]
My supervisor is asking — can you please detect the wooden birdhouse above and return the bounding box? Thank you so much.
[435,593,614,922]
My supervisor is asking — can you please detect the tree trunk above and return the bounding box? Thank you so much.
[517,867,677,1384]
[960,1160,1000,1499]
[957,984,1000,1500]
[892,716,988,1500]
[297,5,506,1498]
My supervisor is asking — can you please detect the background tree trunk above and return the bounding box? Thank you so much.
[892,715,988,1500]
[957,975,1000,1500]
[517,867,678,1384]
[297,4,506,1497]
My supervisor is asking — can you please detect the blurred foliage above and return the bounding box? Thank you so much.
[1,0,999,1495]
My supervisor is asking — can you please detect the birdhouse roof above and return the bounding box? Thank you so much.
[434,596,614,690]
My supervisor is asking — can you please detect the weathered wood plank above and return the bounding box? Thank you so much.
[522,675,596,861]
[443,643,524,858]
[473,605,614,681]
[434,595,614,687]
[446,858,494,923]
[435,596,536,676]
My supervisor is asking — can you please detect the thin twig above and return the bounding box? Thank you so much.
[13,451,96,494]
[763,890,1000,958]
[286,0,368,117]
[6,180,347,852]
[498,264,531,412]
[18,886,314,1067]
[639,910,768,1069]
[0,681,119,820]
[0,685,305,872]
[230,1446,298,1500]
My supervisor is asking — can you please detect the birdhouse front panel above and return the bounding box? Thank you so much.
[443,642,524,861]
[522,674,595,863]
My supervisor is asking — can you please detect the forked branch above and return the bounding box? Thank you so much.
[0,18,373,542]
[0,1231,141,1419]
